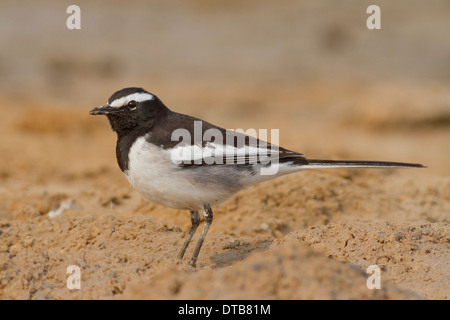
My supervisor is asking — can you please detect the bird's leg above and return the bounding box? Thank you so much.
[188,203,213,267]
[177,210,200,259]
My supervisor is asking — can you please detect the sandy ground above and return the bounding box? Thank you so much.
[0,79,448,300]
[0,1,449,300]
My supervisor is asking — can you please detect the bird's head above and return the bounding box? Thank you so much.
[90,87,168,134]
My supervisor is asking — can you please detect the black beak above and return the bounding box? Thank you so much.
[89,105,120,115]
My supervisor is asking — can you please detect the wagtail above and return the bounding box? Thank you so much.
[90,87,424,267]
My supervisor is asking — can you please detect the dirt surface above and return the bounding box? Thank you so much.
[1,79,448,300]
[0,1,449,300]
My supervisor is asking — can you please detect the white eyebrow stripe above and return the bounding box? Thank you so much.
[109,92,154,108]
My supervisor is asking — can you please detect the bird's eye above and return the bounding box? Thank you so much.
[127,100,138,109]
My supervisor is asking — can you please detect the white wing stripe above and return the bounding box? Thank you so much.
[170,143,280,165]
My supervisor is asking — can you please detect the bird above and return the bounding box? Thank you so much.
[90,87,425,267]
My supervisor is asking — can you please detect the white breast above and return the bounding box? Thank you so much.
[124,136,239,210]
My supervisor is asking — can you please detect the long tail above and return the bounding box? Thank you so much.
[302,159,425,169]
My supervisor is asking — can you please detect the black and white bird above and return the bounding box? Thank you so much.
[90,87,424,267]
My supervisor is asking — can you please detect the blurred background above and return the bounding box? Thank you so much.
[1,0,450,97]
[0,0,449,176]
[0,0,449,300]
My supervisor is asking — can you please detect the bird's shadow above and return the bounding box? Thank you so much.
[209,238,273,269]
